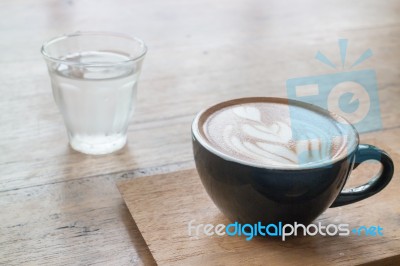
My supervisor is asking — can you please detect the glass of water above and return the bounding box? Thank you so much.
[41,32,147,155]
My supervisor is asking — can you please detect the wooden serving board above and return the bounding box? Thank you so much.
[118,149,400,266]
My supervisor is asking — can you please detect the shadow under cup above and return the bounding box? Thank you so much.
[191,97,394,225]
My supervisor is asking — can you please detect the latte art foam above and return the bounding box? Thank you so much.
[199,99,357,168]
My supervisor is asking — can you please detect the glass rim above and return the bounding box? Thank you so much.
[41,31,147,67]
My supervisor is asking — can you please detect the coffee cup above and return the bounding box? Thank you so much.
[191,97,394,224]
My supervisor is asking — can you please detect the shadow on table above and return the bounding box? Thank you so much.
[119,201,157,266]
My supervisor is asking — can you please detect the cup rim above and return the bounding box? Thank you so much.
[192,97,360,171]
[41,31,147,67]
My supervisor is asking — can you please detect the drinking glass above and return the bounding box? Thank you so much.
[41,32,147,155]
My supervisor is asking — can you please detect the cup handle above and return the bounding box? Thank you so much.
[330,144,394,207]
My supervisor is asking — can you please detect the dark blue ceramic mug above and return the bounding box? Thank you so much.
[192,97,394,224]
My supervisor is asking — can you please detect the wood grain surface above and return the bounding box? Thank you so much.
[118,148,400,266]
[1,0,400,265]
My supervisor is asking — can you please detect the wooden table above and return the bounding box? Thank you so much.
[0,0,399,265]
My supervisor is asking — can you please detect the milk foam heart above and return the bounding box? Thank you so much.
[198,99,357,168]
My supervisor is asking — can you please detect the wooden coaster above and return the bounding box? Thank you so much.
[118,150,400,265]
